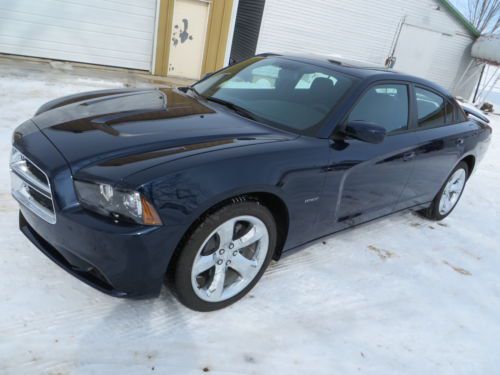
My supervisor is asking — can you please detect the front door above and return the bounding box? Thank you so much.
[324,83,418,230]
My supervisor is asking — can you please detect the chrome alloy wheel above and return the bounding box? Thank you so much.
[439,168,467,215]
[191,215,269,302]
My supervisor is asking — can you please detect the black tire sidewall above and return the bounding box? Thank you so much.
[429,161,469,220]
[173,201,277,312]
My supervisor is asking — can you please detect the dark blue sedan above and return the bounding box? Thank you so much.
[10,54,492,311]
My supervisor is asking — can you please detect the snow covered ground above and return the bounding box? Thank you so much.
[0,65,499,375]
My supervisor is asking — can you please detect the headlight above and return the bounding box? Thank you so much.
[74,180,162,226]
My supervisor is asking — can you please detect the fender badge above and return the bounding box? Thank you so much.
[304,197,319,204]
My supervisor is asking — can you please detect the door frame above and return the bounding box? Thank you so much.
[153,0,234,78]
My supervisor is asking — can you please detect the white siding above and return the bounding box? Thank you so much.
[0,0,157,70]
[256,0,478,97]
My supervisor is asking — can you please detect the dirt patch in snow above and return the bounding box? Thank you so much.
[443,260,472,276]
[367,245,396,260]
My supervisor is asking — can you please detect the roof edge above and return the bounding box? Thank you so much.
[438,0,481,37]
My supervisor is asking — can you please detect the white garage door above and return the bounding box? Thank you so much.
[0,0,157,70]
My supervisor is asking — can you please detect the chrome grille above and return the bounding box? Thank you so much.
[10,148,56,224]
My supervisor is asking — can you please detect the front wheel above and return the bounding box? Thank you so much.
[420,161,469,221]
[172,201,276,311]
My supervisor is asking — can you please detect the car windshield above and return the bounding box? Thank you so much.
[193,57,357,135]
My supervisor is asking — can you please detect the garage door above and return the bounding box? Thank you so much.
[0,0,157,70]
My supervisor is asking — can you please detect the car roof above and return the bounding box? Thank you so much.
[260,52,450,96]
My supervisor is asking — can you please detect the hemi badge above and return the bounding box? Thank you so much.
[304,197,319,204]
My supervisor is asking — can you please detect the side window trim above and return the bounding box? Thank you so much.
[413,84,456,129]
[446,99,455,124]
[340,80,414,137]
[409,83,418,131]
[454,100,469,124]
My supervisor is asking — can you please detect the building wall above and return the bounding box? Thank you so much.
[256,0,479,98]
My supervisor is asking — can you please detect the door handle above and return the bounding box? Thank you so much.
[403,151,415,162]
[455,138,464,146]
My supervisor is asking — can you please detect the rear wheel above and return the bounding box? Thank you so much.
[420,161,469,221]
[172,201,276,311]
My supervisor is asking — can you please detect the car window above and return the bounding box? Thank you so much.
[220,65,280,89]
[455,102,468,123]
[415,87,453,127]
[348,84,409,133]
[445,101,454,124]
[193,57,358,136]
[295,72,337,89]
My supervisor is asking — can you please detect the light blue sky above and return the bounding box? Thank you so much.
[450,0,468,15]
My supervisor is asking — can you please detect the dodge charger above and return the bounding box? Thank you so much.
[10,54,492,311]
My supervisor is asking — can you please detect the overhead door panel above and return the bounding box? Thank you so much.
[0,0,157,70]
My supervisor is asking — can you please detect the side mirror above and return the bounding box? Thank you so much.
[344,121,386,144]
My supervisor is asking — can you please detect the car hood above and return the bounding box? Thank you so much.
[32,88,292,181]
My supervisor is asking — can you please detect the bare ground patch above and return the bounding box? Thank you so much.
[443,261,472,276]
[368,245,396,261]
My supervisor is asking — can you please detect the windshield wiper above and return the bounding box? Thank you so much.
[182,86,201,97]
[206,97,259,121]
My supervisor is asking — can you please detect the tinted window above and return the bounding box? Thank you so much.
[416,87,453,127]
[193,57,357,135]
[348,84,409,133]
[295,72,337,89]
[455,102,468,122]
[220,65,280,89]
[445,101,454,124]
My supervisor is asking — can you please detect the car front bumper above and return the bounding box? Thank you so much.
[19,204,184,298]
[11,123,186,298]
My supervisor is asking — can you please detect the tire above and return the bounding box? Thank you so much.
[420,161,469,221]
[172,201,277,311]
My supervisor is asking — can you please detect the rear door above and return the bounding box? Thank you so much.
[396,85,472,208]
[324,82,419,230]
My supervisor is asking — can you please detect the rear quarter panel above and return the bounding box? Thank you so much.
[404,118,491,207]
[471,119,493,167]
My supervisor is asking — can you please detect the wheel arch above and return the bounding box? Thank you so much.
[166,190,290,277]
[461,154,476,177]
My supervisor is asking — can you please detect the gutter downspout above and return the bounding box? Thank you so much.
[386,16,406,68]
